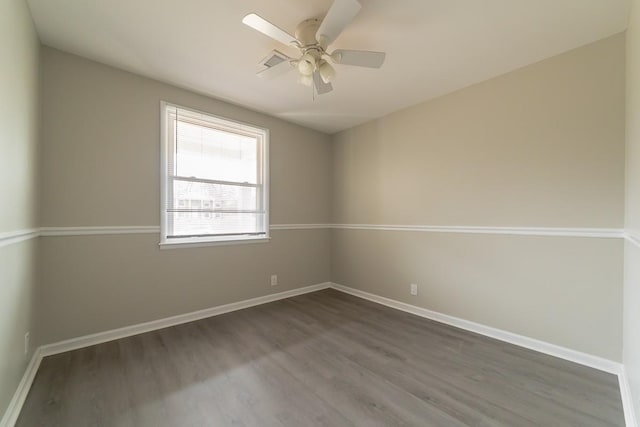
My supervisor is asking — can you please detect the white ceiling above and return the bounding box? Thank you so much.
[26,0,629,134]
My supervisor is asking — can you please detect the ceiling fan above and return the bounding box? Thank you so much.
[242,0,386,95]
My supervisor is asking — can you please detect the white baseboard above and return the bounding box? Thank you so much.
[0,348,42,427]
[1,282,331,427]
[40,282,332,357]
[619,367,639,427]
[330,283,639,426]
[2,281,634,426]
[329,283,622,375]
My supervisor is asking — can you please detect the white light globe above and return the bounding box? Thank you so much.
[319,60,336,84]
[298,53,316,76]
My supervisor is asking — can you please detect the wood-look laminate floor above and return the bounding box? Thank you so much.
[17,289,624,426]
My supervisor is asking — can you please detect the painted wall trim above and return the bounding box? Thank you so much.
[330,283,622,375]
[40,226,161,236]
[2,225,635,243]
[38,224,330,236]
[331,284,639,425]
[0,229,39,248]
[270,224,331,230]
[159,236,271,250]
[619,366,639,427]
[2,282,633,426]
[38,282,332,357]
[0,348,42,427]
[0,282,332,427]
[332,224,624,238]
[626,230,640,249]
[29,224,633,238]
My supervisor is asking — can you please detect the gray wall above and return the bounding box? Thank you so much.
[0,0,40,417]
[331,34,625,361]
[38,47,332,344]
[625,0,640,419]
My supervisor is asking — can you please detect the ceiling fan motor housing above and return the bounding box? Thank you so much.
[295,18,323,47]
[294,18,329,77]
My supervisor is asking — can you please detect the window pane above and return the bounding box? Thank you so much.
[171,180,259,212]
[175,120,258,184]
[169,212,263,237]
[163,104,268,244]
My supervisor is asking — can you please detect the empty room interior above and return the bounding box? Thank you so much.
[2,0,640,425]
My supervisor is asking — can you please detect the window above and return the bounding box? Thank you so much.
[160,102,269,248]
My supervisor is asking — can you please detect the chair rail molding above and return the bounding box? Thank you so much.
[0,229,39,248]
[30,224,629,238]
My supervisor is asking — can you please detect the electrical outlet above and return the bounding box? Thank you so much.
[410,283,418,296]
[24,332,30,355]
[271,274,278,286]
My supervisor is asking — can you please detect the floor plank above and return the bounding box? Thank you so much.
[16,289,625,426]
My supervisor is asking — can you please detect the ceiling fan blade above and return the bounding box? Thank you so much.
[242,13,298,47]
[316,0,361,46]
[332,49,386,68]
[257,59,294,80]
[313,72,333,94]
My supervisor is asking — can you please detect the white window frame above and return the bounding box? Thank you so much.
[159,101,270,249]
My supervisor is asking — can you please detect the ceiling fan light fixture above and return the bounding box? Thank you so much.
[243,0,386,95]
[318,60,336,84]
[298,53,316,75]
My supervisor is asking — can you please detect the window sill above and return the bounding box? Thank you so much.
[159,236,271,250]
